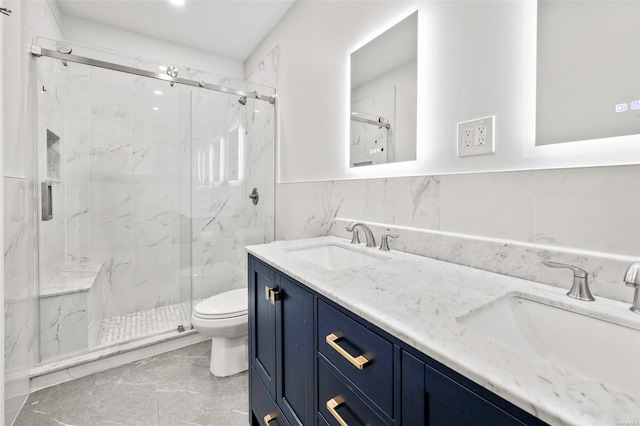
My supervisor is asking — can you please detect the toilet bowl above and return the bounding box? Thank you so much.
[191,288,248,377]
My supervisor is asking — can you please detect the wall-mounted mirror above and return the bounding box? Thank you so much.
[349,11,418,168]
[535,0,639,146]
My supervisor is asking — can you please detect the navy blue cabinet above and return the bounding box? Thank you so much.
[402,349,545,426]
[249,256,314,426]
[249,255,547,426]
[276,274,315,425]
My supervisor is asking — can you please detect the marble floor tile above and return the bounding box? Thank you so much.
[13,341,249,426]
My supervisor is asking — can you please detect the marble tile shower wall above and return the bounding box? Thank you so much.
[189,85,246,301]
[34,45,279,347]
[37,56,67,287]
[275,165,640,303]
[173,57,277,303]
[244,46,278,247]
[49,62,186,320]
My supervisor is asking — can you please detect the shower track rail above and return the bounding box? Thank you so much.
[350,115,391,129]
[30,44,276,104]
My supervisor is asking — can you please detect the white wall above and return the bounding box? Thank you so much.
[245,0,639,286]
[61,15,243,80]
[246,1,639,184]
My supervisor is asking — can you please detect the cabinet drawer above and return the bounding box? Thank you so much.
[251,368,289,426]
[318,360,390,426]
[317,300,393,416]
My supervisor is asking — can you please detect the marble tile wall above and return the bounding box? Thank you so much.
[81,65,185,319]
[3,177,37,423]
[37,56,67,287]
[245,45,278,248]
[4,2,65,422]
[275,165,640,304]
[185,53,278,301]
[39,292,88,361]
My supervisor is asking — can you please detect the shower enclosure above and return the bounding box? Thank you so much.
[33,38,275,363]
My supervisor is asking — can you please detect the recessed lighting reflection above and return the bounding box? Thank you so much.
[153,107,160,111]
[154,90,163,95]
[158,65,167,72]
[169,0,185,5]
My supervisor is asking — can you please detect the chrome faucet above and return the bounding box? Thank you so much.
[346,222,376,248]
[542,261,595,301]
[623,262,640,314]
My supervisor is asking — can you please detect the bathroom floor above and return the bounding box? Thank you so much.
[13,341,248,426]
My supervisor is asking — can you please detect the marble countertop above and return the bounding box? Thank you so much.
[247,236,640,426]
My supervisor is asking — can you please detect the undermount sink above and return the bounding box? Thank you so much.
[457,293,640,398]
[285,243,387,271]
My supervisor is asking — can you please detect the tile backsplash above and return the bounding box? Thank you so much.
[275,165,640,304]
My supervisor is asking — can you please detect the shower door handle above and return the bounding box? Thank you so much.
[41,182,53,221]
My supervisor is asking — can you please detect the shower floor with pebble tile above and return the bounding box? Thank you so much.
[13,341,248,426]
[89,301,194,347]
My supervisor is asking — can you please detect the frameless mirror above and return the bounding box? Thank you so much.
[535,0,639,146]
[349,11,418,168]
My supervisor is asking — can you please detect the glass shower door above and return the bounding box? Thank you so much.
[187,76,276,307]
[35,44,192,363]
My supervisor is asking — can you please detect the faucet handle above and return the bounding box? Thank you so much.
[623,262,640,315]
[350,228,361,244]
[541,261,588,277]
[623,262,640,288]
[379,234,398,251]
[542,261,594,301]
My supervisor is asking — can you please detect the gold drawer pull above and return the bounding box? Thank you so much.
[326,333,370,369]
[327,396,348,426]
[263,412,278,425]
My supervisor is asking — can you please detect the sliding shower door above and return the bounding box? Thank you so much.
[186,73,276,307]
[35,43,192,362]
[34,39,276,364]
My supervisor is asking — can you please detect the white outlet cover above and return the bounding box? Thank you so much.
[457,116,495,157]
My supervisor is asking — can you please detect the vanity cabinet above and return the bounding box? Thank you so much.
[249,256,315,426]
[249,255,547,426]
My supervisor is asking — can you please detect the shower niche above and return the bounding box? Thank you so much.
[34,38,276,365]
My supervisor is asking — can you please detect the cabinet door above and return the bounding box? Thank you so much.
[249,257,278,397]
[424,363,527,426]
[251,368,290,426]
[401,351,425,425]
[276,275,315,426]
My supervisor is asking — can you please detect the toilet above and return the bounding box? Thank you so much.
[190,288,248,377]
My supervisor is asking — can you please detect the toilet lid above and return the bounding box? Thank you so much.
[193,288,247,319]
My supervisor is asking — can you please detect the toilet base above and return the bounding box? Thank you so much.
[209,334,248,377]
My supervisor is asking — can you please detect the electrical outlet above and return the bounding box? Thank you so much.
[476,125,487,146]
[457,116,495,157]
[463,128,473,148]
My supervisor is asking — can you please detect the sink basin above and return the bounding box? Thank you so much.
[285,243,386,271]
[457,293,640,398]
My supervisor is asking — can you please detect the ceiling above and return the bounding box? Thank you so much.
[55,0,296,61]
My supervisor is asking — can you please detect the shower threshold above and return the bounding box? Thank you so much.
[31,301,208,391]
